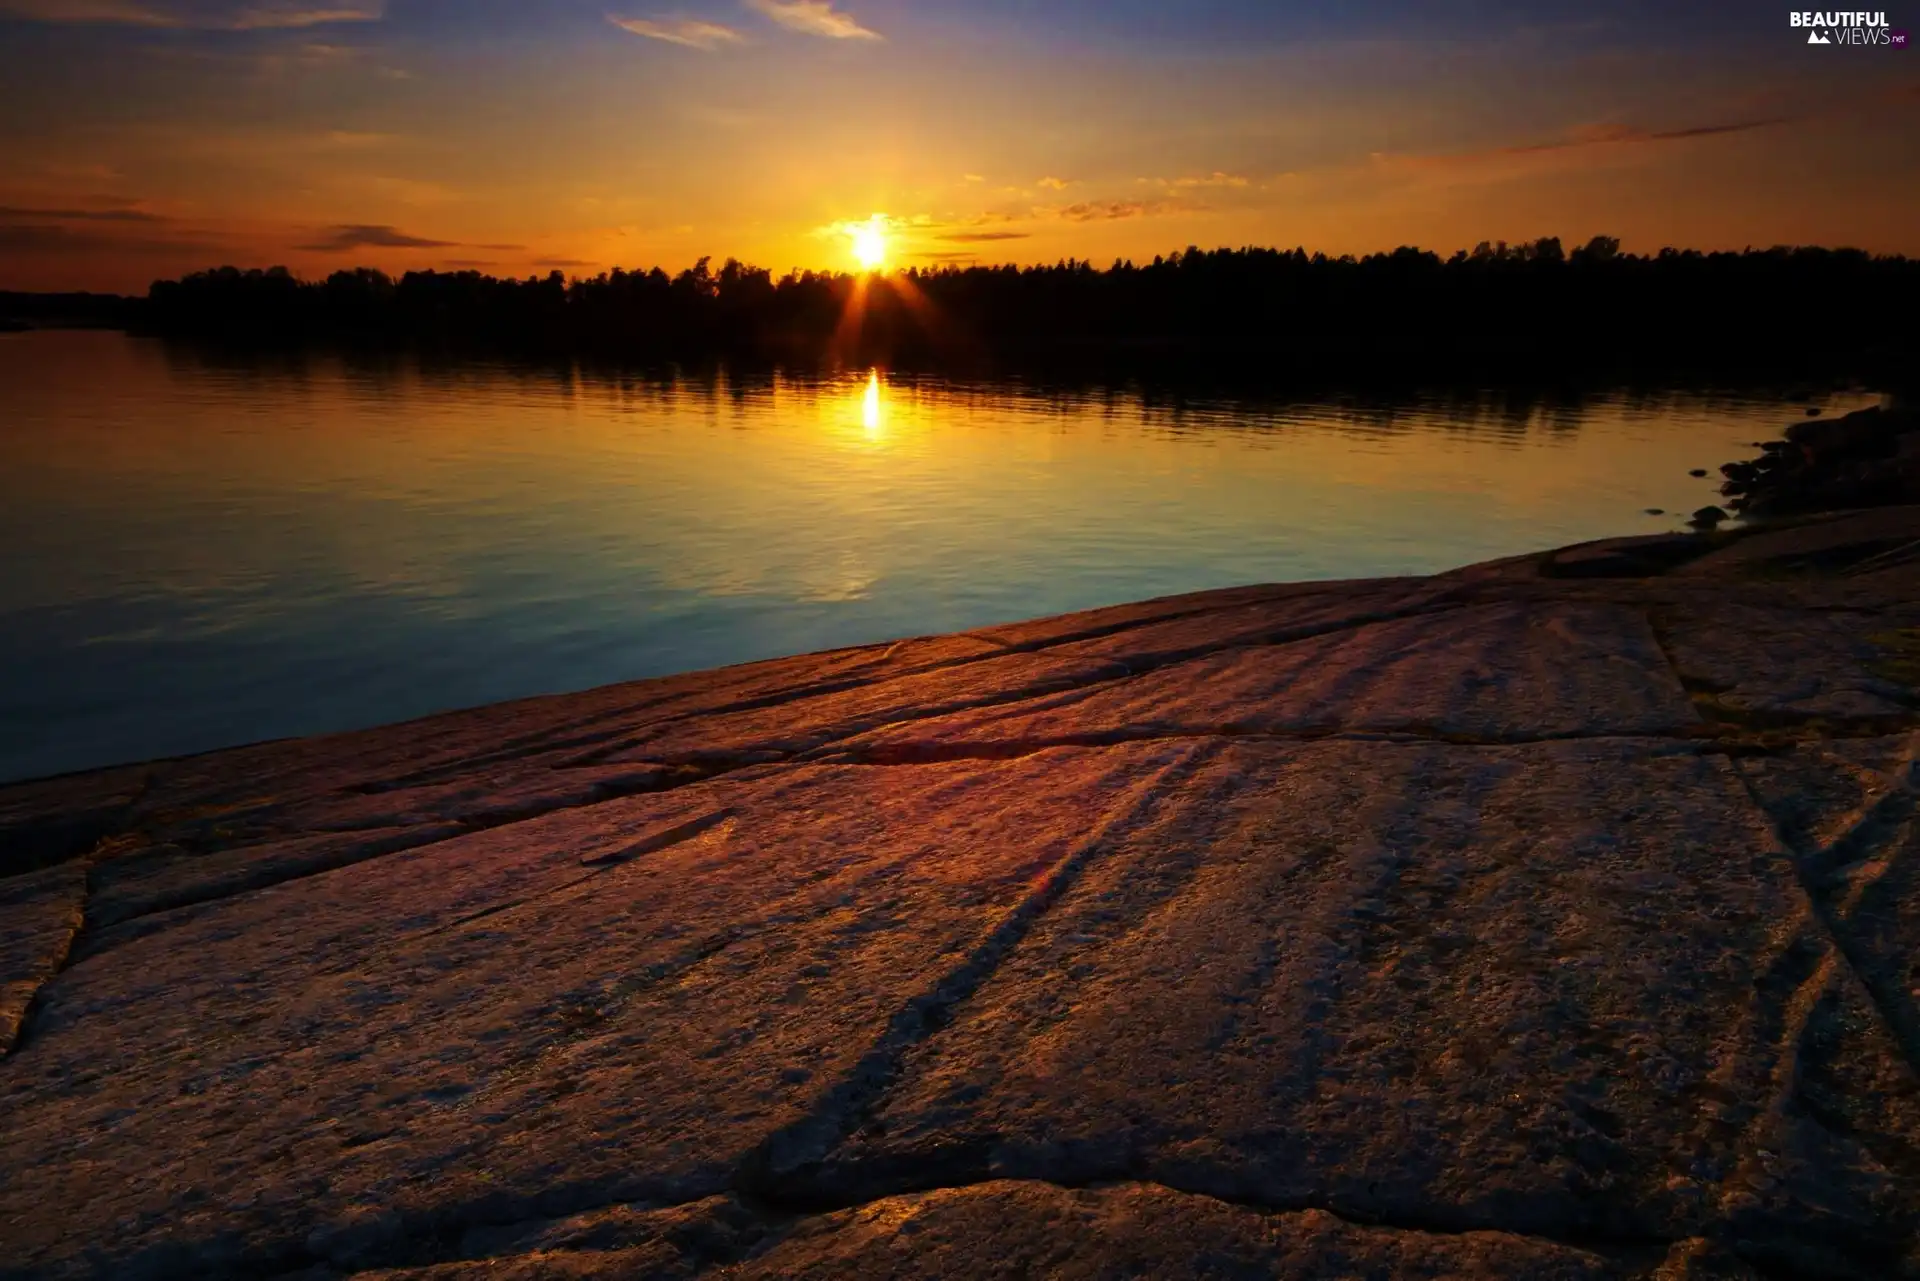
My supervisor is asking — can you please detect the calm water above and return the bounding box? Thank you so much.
[0,329,1880,783]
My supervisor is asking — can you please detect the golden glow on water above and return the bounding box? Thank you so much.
[862,370,884,437]
[0,328,1887,783]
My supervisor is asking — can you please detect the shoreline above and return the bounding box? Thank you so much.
[0,490,1899,797]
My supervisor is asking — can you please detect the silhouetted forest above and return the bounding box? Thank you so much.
[123,237,1920,377]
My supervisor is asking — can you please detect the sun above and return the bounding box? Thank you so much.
[851,218,887,270]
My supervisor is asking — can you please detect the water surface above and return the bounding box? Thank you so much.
[0,329,1877,782]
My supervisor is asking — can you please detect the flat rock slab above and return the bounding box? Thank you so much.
[4,528,1920,1278]
[584,580,1453,765]
[1658,602,1917,722]
[0,745,1198,1277]
[1547,533,1715,579]
[0,864,83,1054]
[351,1181,1671,1280]
[732,1180,1645,1280]
[1673,507,1920,579]
[798,739,1917,1268]
[840,600,1697,755]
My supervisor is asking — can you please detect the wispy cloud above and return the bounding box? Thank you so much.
[1380,115,1798,172]
[1052,200,1189,222]
[746,0,879,40]
[608,13,741,48]
[0,204,166,222]
[296,223,453,251]
[1036,176,1072,191]
[812,212,894,242]
[0,0,165,21]
[0,222,218,253]
[1509,117,1792,154]
[939,229,1029,243]
[0,0,383,27]
[228,2,378,27]
[1139,171,1250,190]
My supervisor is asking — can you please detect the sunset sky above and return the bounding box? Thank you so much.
[1,0,1916,292]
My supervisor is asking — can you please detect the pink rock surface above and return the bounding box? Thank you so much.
[3,514,1920,1278]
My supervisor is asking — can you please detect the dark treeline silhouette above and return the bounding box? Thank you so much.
[132,237,1919,378]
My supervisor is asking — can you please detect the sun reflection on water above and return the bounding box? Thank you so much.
[1,327,1886,786]
[861,369,884,438]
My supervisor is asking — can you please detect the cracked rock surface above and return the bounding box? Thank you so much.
[5,507,1920,1279]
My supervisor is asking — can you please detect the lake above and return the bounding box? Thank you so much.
[0,328,1879,783]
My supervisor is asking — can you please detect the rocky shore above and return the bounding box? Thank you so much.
[1717,401,1920,519]
[5,506,1920,1279]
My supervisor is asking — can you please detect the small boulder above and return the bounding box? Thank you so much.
[1689,506,1729,528]
[1689,469,1709,478]
[1644,508,1665,516]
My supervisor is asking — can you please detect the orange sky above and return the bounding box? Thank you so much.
[1,0,1916,292]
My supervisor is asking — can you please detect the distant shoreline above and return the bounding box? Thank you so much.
[3,239,1913,385]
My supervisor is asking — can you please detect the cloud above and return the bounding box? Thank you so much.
[0,223,217,253]
[938,230,1029,243]
[533,257,595,267]
[1177,172,1250,189]
[0,0,383,26]
[962,174,984,183]
[1382,115,1799,172]
[1035,176,1072,191]
[0,0,166,21]
[746,0,878,40]
[296,224,454,251]
[608,14,741,48]
[813,213,894,242]
[1137,172,1252,191]
[1053,200,1180,222]
[1386,83,1920,179]
[228,2,378,26]
[0,204,165,222]
[1510,117,1792,154]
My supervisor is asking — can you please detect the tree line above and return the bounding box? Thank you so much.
[134,237,1919,377]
